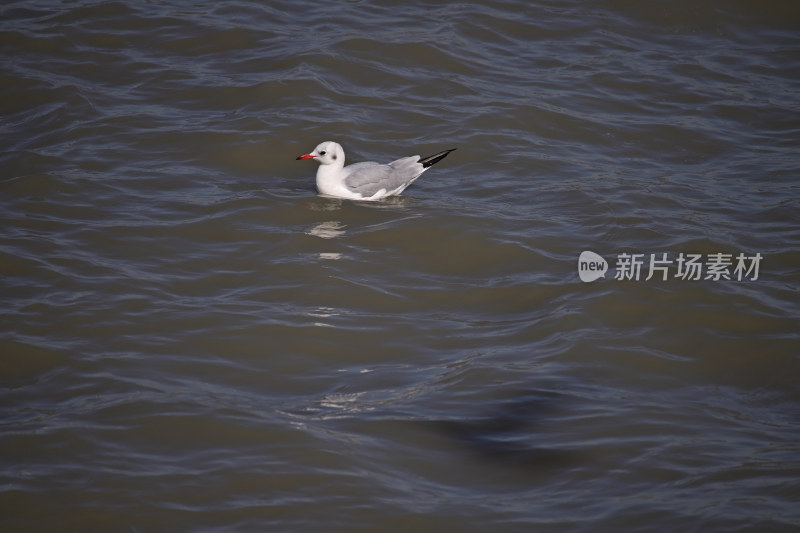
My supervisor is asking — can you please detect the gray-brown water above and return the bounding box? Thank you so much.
[2,1,799,531]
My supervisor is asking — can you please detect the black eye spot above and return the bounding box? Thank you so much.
[332,154,337,160]
[319,150,326,156]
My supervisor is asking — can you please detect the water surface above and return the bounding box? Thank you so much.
[1,1,799,531]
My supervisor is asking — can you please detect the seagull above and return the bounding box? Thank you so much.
[296,141,456,200]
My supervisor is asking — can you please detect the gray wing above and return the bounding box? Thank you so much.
[343,157,424,197]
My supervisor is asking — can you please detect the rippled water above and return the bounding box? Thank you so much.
[2,1,799,531]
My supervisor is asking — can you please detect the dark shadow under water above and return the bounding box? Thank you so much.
[432,391,578,469]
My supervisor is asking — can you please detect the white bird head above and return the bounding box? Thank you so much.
[295,141,344,166]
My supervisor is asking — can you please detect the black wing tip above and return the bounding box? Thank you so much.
[420,147,457,168]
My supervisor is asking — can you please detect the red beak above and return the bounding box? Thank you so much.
[296,153,316,160]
